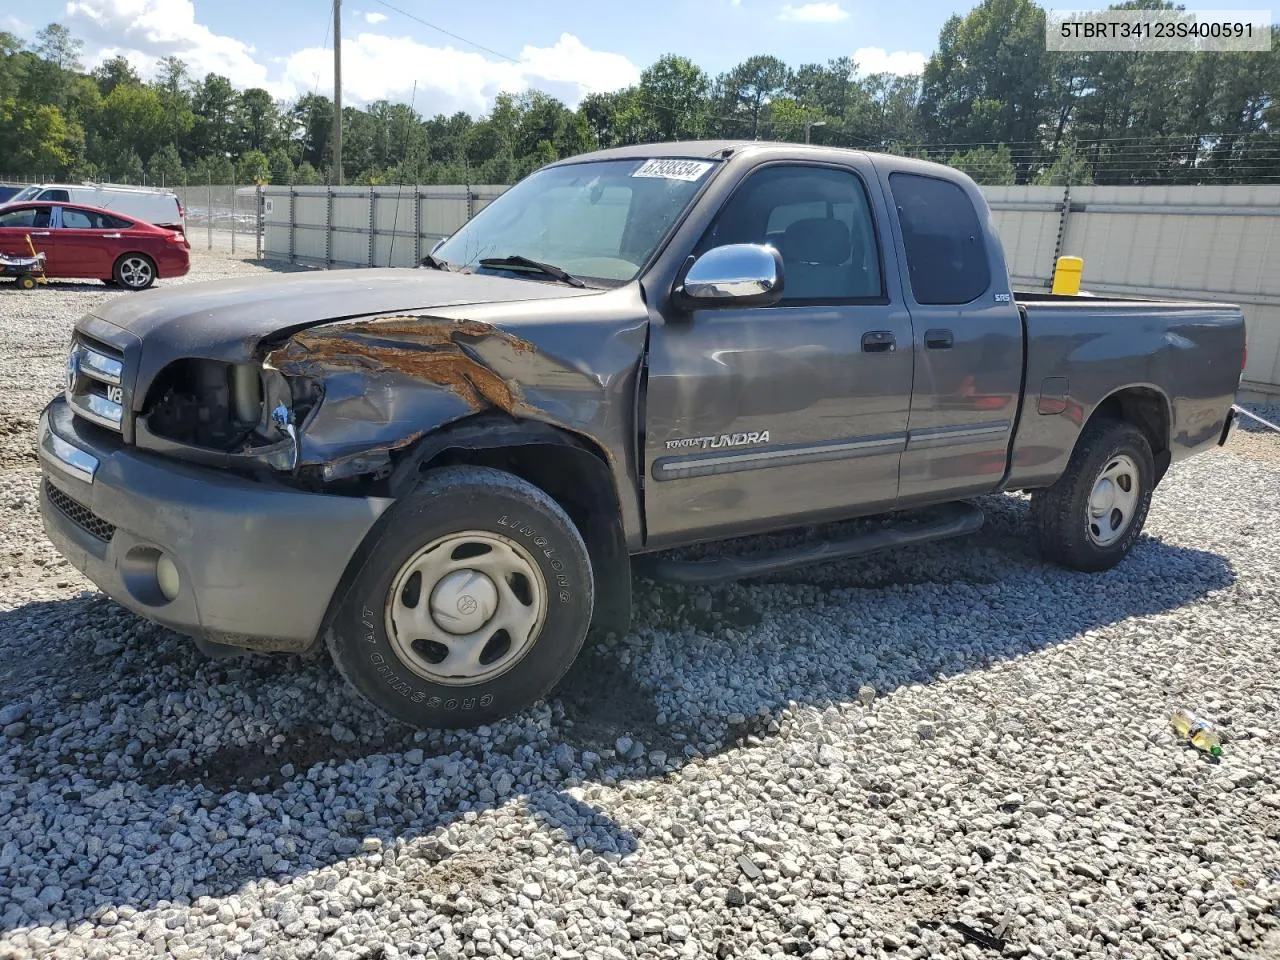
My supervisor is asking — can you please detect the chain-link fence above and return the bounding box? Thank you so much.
[173,182,263,259]
[0,175,265,259]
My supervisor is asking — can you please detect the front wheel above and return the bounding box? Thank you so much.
[113,253,156,291]
[1031,419,1155,572]
[325,466,594,729]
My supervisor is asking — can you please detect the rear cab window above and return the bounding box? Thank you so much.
[38,189,70,202]
[888,172,991,305]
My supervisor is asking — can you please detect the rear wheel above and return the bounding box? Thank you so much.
[325,466,594,729]
[16,275,36,290]
[113,253,156,291]
[1031,419,1155,572]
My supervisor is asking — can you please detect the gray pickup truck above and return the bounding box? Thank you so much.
[37,141,1245,728]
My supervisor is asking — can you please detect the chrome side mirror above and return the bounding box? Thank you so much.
[674,243,785,309]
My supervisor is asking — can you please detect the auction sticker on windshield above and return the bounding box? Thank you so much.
[632,159,715,181]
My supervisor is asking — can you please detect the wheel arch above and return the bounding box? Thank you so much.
[388,414,632,639]
[1084,384,1172,484]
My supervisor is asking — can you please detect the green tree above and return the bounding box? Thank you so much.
[0,100,75,173]
[268,146,295,184]
[92,56,140,96]
[237,148,270,183]
[24,23,83,107]
[34,23,82,72]
[579,89,648,147]
[236,87,279,153]
[715,55,792,139]
[147,143,185,186]
[191,153,234,183]
[947,144,1017,184]
[0,32,26,103]
[919,0,1050,176]
[154,56,196,157]
[191,73,236,157]
[788,58,858,122]
[98,84,168,163]
[638,55,710,141]
[1032,145,1093,185]
[860,73,922,147]
[289,93,332,168]
[293,160,322,184]
[107,147,145,183]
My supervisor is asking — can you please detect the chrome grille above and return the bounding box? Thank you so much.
[44,480,116,542]
[66,336,126,433]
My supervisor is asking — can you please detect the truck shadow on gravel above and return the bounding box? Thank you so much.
[0,494,1236,933]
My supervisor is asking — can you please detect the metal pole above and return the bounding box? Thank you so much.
[231,164,237,256]
[206,170,213,251]
[333,0,344,186]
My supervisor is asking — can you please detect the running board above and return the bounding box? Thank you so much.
[633,501,985,586]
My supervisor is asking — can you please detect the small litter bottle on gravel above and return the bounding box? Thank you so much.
[1171,709,1223,757]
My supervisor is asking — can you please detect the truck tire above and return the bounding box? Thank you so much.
[325,465,594,729]
[1030,418,1155,572]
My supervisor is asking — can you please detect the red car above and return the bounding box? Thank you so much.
[0,201,190,290]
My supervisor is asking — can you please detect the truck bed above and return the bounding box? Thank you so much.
[1005,292,1246,490]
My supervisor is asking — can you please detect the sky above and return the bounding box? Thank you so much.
[1,0,1264,119]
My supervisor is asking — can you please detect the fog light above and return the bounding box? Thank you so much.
[156,555,181,602]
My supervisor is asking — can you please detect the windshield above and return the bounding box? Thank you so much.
[433,158,717,285]
[12,186,39,202]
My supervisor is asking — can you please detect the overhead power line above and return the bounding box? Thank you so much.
[366,0,816,132]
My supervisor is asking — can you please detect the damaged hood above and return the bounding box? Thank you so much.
[89,267,602,388]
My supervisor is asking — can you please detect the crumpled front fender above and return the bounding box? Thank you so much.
[266,314,562,479]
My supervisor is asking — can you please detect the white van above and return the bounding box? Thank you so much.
[4,182,184,232]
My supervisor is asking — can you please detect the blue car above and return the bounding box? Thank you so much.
[0,186,23,204]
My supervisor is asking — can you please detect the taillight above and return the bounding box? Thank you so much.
[177,200,184,218]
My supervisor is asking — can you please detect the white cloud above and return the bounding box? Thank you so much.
[851,46,926,76]
[778,3,849,22]
[65,0,290,94]
[59,0,638,116]
[363,12,387,24]
[280,31,640,115]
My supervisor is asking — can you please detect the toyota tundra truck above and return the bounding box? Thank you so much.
[36,141,1246,729]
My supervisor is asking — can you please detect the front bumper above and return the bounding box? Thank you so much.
[37,397,393,652]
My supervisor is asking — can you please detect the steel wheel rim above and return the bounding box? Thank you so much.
[384,530,548,686]
[1086,453,1140,546]
[120,258,152,288]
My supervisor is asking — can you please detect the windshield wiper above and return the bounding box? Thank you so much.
[477,254,586,288]
[420,253,452,270]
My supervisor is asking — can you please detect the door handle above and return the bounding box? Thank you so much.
[925,329,954,349]
[102,233,121,239]
[29,231,51,237]
[861,331,897,353]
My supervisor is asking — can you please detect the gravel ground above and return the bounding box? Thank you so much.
[2,255,1279,960]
